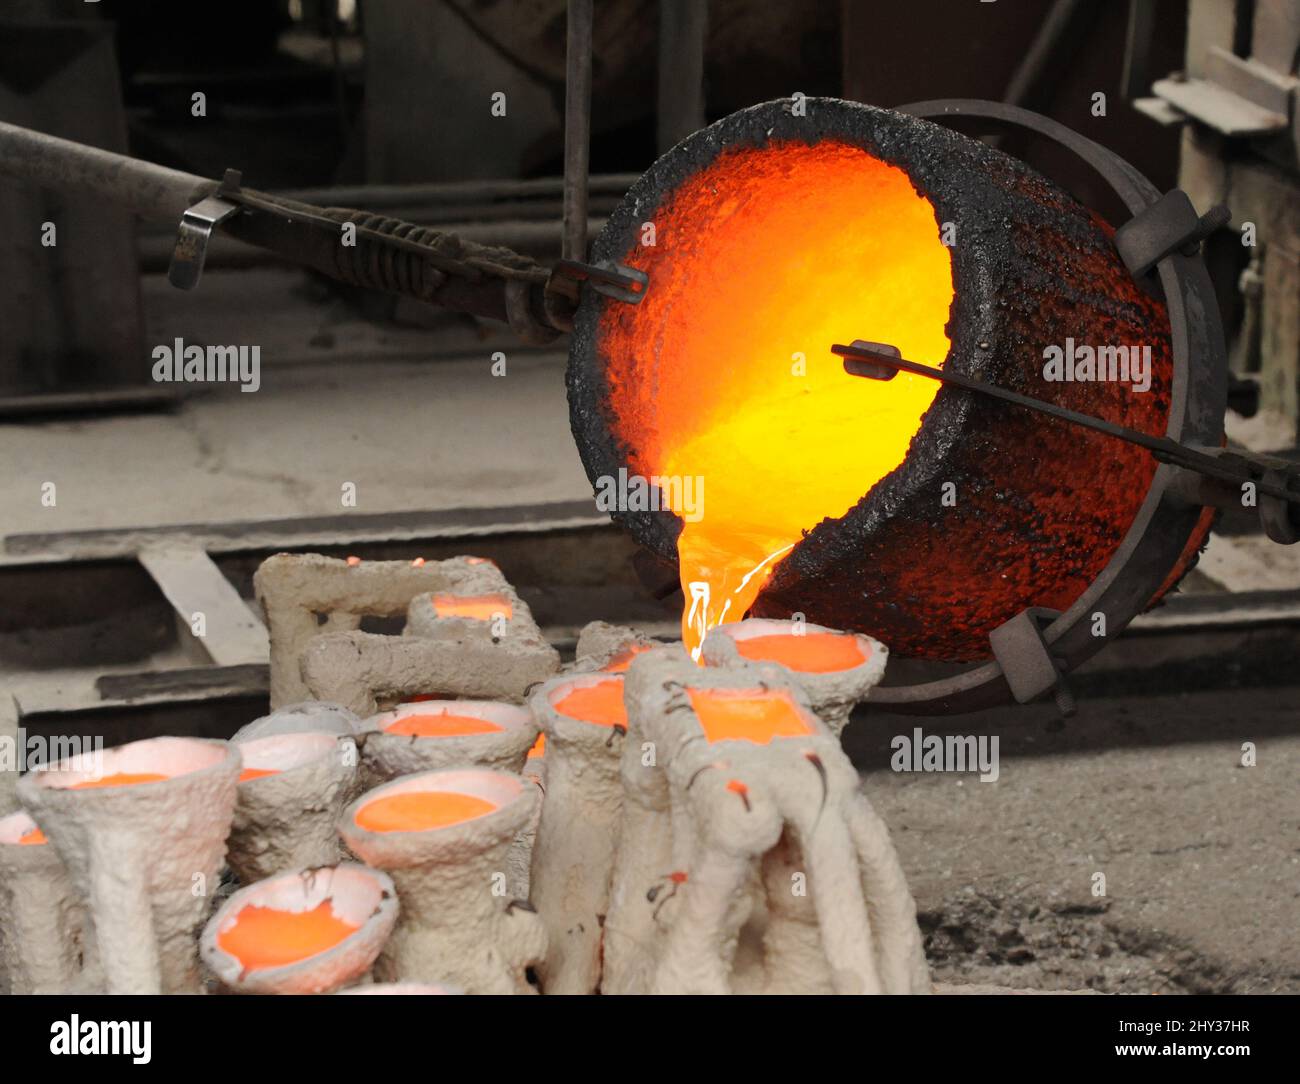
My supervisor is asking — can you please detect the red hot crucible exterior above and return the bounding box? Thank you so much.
[566,97,1215,665]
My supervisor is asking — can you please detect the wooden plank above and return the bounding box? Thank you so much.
[1153,77,1287,137]
[137,544,269,667]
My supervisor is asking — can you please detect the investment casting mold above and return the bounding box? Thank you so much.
[231,700,363,743]
[227,731,358,884]
[519,623,656,911]
[359,700,540,780]
[200,863,398,995]
[702,619,888,735]
[261,555,560,716]
[337,981,464,994]
[339,769,546,994]
[17,737,240,994]
[604,647,930,994]
[527,670,629,993]
[0,811,98,995]
[358,699,542,896]
[571,620,660,672]
[257,553,558,709]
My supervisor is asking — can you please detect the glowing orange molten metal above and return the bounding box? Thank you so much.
[18,827,47,846]
[70,772,168,790]
[687,687,813,744]
[602,645,650,672]
[218,901,359,971]
[599,141,953,659]
[386,711,504,737]
[554,678,627,728]
[735,632,867,672]
[431,594,512,621]
[239,767,280,783]
[355,791,497,834]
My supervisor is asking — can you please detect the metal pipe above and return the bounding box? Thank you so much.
[0,119,566,342]
[1001,0,1091,109]
[561,0,594,263]
[0,120,214,221]
[657,0,708,153]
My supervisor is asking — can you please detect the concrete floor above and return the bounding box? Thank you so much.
[2,351,588,543]
[849,687,1300,993]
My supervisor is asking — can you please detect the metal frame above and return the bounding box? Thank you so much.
[866,99,1229,715]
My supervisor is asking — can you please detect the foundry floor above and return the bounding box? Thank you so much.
[848,685,1300,994]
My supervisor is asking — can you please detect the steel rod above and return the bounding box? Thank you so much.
[561,0,594,262]
[832,341,1297,504]
[0,119,214,221]
[657,0,709,153]
[0,119,565,340]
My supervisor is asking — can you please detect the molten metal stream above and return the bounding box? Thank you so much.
[599,141,953,658]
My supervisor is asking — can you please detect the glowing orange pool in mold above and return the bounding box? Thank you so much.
[554,679,627,728]
[355,791,498,834]
[18,827,47,846]
[687,687,813,744]
[70,772,169,790]
[217,901,359,972]
[431,594,512,621]
[527,734,546,759]
[386,711,504,738]
[734,632,867,673]
[239,767,281,783]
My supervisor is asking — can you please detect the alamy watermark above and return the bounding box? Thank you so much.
[0,728,105,775]
[50,1015,151,1064]
[891,727,999,782]
[1042,338,1151,393]
[594,468,704,522]
[152,337,261,393]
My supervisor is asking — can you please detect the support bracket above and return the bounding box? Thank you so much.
[989,608,1076,717]
[167,168,243,290]
[1113,189,1230,280]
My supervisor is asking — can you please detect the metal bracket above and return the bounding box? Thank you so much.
[1260,468,1300,545]
[167,168,243,290]
[841,340,902,380]
[1113,189,1230,279]
[988,608,1076,717]
[544,256,649,332]
[549,257,648,304]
